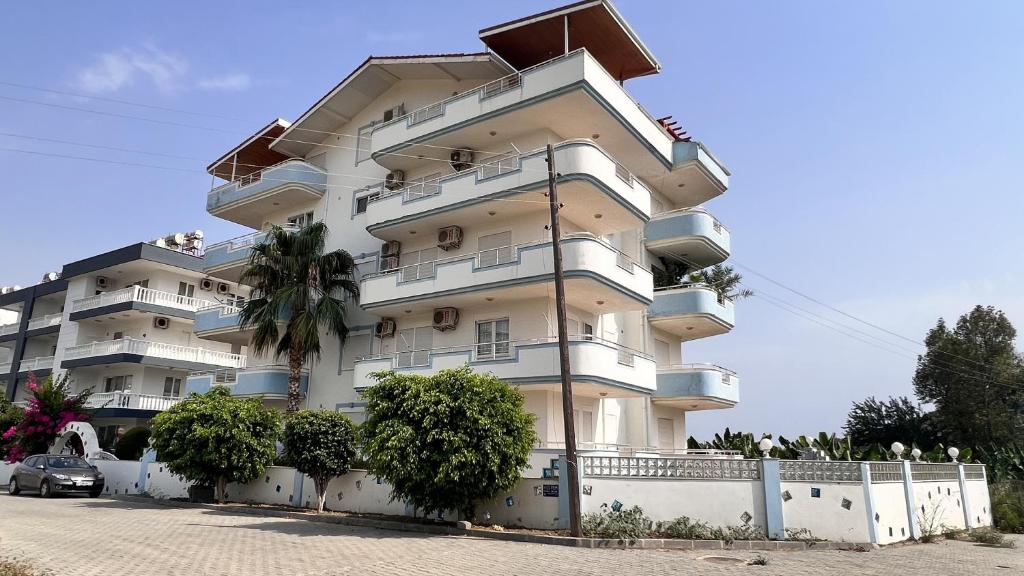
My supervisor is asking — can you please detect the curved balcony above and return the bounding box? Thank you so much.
[193,304,247,344]
[202,226,299,283]
[70,285,204,323]
[62,337,245,371]
[359,234,653,316]
[365,140,650,240]
[185,365,309,400]
[18,355,54,374]
[654,364,739,410]
[353,336,655,396]
[648,285,734,341]
[645,208,730,267]
[206,160,326,228]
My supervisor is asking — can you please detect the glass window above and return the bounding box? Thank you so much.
[478,231,512,267]
[163,377,181,398]
[355,124,373,164]
[399,248,437,282]
[287,211,315,228]
[476,318,510,359]
[396,326,432,368]
[177,282,195,298]
[104,375,133,393]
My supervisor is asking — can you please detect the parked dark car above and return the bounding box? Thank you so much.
[7,454,105,498]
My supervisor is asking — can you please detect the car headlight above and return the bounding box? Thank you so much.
[51,473,70,480]
[95,474,104,480]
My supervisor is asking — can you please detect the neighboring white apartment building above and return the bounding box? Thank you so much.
[186,0,736,452]
[0,239,248,448]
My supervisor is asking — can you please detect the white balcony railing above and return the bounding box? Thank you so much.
[27,312,62,331]
[0,360,11,373]
[86,392,181,412]
[64,337,246,369]
[204,224,301,254]
[0,323,18,337]
[19,356,54,372]
[71,285,204,314]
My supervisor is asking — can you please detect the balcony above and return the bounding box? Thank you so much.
[18,356,54,373]
[0,360,10,373]
[206,160,327,228]
[645,208,730,267]
[365,140,650,240]
[354,336,656,396]
[86,392,181,413]
[648,285,734,341]
[70,286,203,322]
[26,312,62,333]
[359,234,653,316]
[185,365,309,400]
[654,364,739,410]
[62,337,246,371]
[202,226,299,282]
[193,303,246,343]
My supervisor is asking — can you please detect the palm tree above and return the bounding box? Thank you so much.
[239,222,359,413]
[687,264,753,303]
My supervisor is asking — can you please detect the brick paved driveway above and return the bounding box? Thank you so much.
[0,494,1020,575]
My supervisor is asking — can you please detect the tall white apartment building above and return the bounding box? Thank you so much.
[188,0,736,451]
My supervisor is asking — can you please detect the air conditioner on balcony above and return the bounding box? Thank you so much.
[450,148,474,171]
[380,256,400,272]
[383,104,405,123]
[437,226,463,251]
[153,316,170,329]
[200,278,215,292]
[95,276,110,289]
[381,240,401,257]
[384,170,406,191]
[432,307,459,332]
[41,272,60,283]
[217,282,230,295]
[374,318,396,338]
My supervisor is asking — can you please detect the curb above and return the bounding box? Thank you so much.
[112,495,874,552]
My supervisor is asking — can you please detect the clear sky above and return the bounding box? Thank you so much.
[1,1,1021,439]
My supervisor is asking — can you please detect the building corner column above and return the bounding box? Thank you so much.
[761,458,785,539]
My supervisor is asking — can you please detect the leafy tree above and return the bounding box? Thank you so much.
[361,366,536,520]
[687,264,753,302]
[0,396,25,461]
[2,373,92,463]
[150,387,280,502]
[913,306,1024,448]
[113,427,151,461]
[844,396,937,449]
[282,410,358,513]
[240,222,359,413]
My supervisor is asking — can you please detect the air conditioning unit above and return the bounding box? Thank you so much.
[380,256,400,272]
[217,282,230,295]
[381,240,401,257]
[432,307,459,332]
[384,170,406,191]
[383,104,405,122]
[450,148,474,171]
[199,278,215,291]
[95,276,110,289]
[374,318,396,338]
[41,272,60,283]
[437,226,463,251]
[153,316,170,329]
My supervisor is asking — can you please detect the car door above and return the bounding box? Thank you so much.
[18,456,40,489]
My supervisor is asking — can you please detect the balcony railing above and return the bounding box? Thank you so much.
[207,159,327,212]
[0,323,18,336]
[19,356,54,372]
[64,337,246,369]
[0,360,11,373]
[71,285,203,314]
[26,313,62,331]
[204,225,301,255]
[86,392,181,412]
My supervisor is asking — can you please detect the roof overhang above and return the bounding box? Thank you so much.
[479,0,660,81]
[207,119,291,180]
[270,53,513,158]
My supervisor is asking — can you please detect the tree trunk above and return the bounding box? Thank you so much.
[216,476,227,504]
[315,476,327,514]
[287,340,303,414]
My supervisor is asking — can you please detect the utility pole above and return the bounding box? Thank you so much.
[545,143,582,538]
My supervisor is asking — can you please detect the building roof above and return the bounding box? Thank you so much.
[479,0,660,81]
[269,53,512,158]
[206,119,291,179]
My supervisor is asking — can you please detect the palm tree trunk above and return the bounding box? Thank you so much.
[287,340,303,413]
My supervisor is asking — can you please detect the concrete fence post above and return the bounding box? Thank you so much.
[860,462,880,544]
[957,463,974,530]
[761,458,785,539]
[901,460,922,539]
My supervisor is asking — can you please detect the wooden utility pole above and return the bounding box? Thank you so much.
[545,143,582,538]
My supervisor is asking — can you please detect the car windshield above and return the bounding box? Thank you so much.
[46,456,91,469]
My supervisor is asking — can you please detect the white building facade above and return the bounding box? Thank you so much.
[187,0,737,452]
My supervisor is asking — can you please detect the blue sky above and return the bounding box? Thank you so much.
[1,1,1021,439]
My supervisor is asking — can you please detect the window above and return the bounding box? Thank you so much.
[574,409,594,444]
[478,231,512,267]
[112,331,124,340]
[177,282,195,298]
[476,318,510,359]
[104,375,133,393]
[163,376,182,398]
[582,322,594,341]
[287,211,315,228]
[355,124,373,164]
[400,248,437,282]
[396,326,432,368]
[354,189,380,215]
[132,280,149,288]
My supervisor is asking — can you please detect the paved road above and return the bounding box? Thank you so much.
[0,494,1020,575]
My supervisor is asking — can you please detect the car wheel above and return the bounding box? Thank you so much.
[39,480,52,498]
[7,477,19,495]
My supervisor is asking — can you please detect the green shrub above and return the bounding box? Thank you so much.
[656,516,766,541]
[581,505,652,541]
[969,528,1016,548]
[113,427,151,460]
[282,410,358,513]
[992,481,1024,534]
